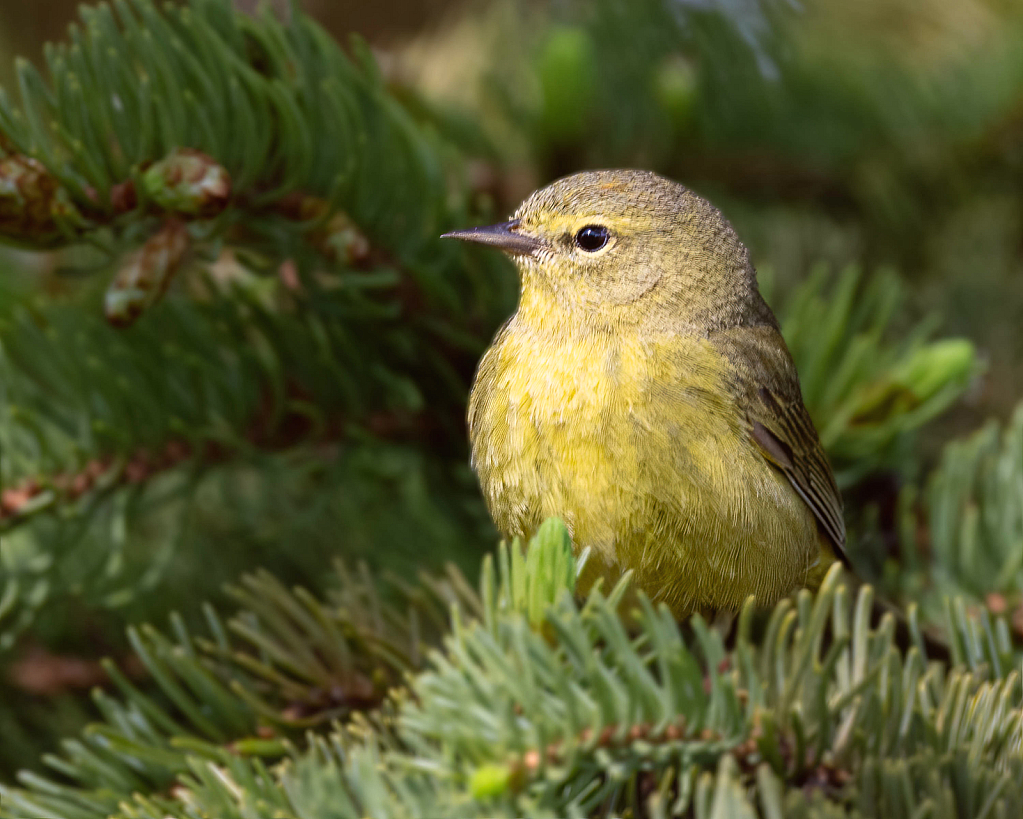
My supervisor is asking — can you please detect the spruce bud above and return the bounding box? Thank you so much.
[141,148,231,218]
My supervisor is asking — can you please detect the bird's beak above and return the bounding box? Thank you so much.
[441,219,543,257]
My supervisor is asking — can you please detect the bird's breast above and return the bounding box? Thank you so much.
[467,316,821,614]
[468,320,736,542]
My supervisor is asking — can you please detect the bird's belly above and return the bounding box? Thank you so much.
[469,330,821,615]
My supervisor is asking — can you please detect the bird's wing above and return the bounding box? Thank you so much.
[712,325,848,560]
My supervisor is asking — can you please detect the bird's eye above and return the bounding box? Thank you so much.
[574,225,610,252]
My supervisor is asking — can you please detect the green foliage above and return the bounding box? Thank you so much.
[493,0,794,169]
[482,516,580,629]
[2,524,1019,818]
[498,0,1023,220]
[0,0,459,260]
[0,279,497,652]
[0,550,480,818]
[772,264,979,485]
[899,401,1023,605]
[0,0,512,654]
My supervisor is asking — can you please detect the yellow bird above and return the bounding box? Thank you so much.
[443,169,847,617]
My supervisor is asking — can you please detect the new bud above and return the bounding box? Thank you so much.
[141,148,231,218]
[0,153,81,246]
[105,221,190,327]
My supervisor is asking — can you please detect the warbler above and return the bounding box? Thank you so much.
[443,170,846,616]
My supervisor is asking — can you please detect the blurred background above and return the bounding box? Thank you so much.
[4,0,1022,411]
[1,0,1021,785]
[4,0,1022,413]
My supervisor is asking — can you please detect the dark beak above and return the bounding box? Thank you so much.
[441,219,543,257]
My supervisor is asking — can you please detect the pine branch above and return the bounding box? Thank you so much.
[0,0,517,650]
[271,552,1022,818]
[0,434,493,657]
[2,523,1019,818]
[0,225,502,650]
[0,0,456,256]
[894,401,1023,638]
[0,0,511,333]
[0,553,476,818]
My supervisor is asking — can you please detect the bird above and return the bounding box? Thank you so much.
[442,169,846,617]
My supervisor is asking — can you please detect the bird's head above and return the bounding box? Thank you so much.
[443,169,771,332]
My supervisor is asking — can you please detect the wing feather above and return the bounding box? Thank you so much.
[713,325,848,562]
